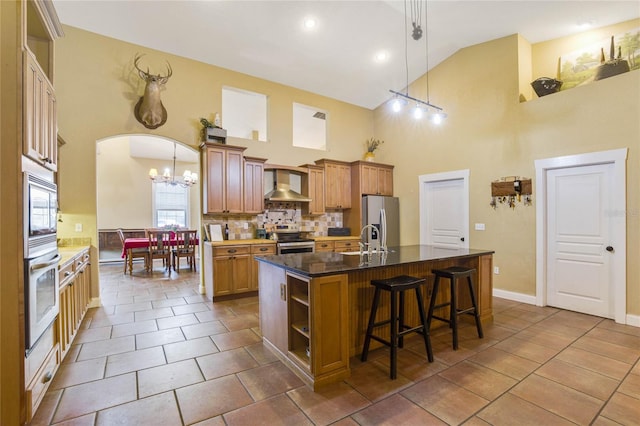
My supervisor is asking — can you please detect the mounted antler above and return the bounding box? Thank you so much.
[133,54,172,129]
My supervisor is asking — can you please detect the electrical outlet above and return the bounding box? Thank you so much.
[494,266,500,275]
[75,223,83,232]
[475,223,485,231]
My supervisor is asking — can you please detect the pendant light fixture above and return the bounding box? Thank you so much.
[148,142,198,188]
[389,0,446,123]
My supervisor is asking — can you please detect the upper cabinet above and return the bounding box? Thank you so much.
[244,156,267,214]
[22,1,63,172]
[24,50,57,171]
[315,159,351,209]
[300,164,325,215]
[201,143,246,214]
[352,161,394,196]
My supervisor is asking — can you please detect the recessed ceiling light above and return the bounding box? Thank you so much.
[577,19,595,29]
[303,17,317,30]
[374,51,389,63]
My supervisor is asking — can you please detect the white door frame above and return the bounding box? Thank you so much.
[535,149,627,324]
[419,169,469,247]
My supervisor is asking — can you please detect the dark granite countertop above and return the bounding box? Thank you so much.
[255,245,494,277]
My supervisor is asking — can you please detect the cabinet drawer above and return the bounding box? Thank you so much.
[334,241,358,252]
[25,344,59,421]
[251,244,276,255]
[315,241,335,252]
[58,260,74,286]
[213,245,251,257]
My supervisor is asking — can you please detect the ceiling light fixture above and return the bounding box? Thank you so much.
[388,0,446,123]
[149,142,197,188]
[303,17,317,29]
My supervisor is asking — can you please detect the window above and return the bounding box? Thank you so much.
[222,86,268,141]
[293,102,327,150]
[153,183,189,228]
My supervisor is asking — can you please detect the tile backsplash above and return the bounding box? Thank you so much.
[203,207,344,240]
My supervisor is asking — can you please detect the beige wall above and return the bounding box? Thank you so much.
[56,22,639,317]
[374,23,639,315]
[96,136,199,230]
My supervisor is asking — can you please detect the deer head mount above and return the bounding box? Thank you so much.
[133,54,172,129]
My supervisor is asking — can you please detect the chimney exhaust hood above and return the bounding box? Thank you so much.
[264,168,311,202]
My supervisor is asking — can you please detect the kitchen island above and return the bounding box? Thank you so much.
[256,245,494,389]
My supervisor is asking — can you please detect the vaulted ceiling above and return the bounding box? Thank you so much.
[53,0,639,109]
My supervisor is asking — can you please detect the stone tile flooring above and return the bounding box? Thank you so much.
[31,262,640,425]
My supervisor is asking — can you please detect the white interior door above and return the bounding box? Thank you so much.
[546,163,614,318]
[419,170,469,248]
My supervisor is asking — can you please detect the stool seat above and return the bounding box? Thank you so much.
[428,266,483,350]
[361,275,434,379]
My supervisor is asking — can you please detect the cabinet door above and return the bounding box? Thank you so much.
[360,164,378,195]
[24,51,56,171]
[244,160,264,214]
[377,167,394,196]
[306,167,325,214]
[311,274,349,375]
[251,245,276,290]
[337,165,351,208]
[212,256,233,296]
[232,255,252,293]
[58,282,73,359]
[205,148,226,213]
[225,149,244,213]
[258,262,288,353]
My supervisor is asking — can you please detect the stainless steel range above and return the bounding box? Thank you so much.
[273,224,315,255]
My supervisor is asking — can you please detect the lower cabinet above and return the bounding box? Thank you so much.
[259,261,350,389]
[26,247,91,423]
[58,249,92,360]
[204,242,276,298]
[315,238,359,253]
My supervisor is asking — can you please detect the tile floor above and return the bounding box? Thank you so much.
[31,262,640,425]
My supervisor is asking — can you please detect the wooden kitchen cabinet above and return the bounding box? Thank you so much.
[205,244,252,297]
[244,157,267,214]
[57,248,92,361]
[352,161,394,196]
[259,268,350,389]
[315,238,359,253]
[300,164,325,215]
[24,49,57,171]
[201,143,246,214]
[315,159,351,209]
[250,243,276,290]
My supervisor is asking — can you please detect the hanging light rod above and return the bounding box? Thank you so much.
[388,89,443,111]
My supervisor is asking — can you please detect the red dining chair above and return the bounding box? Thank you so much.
[118,228,149,274]
[172,230,198,271]
[147,230,172,271]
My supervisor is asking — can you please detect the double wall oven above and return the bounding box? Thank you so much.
[23,169,60,353]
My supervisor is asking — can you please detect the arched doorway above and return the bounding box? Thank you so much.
[95,134,200,262]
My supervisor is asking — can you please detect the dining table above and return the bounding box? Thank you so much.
[121,233,199,272]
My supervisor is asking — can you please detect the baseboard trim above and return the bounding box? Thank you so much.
[625,314,640,327]
[492,288,536,305]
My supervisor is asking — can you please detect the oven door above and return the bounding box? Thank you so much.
[25,250,61,353]
[277,242,315,255]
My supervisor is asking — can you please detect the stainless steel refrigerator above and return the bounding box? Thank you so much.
[361,195,400,247]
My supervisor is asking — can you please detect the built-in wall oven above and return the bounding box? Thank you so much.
[24,249,60,353]
[24,171,58,258]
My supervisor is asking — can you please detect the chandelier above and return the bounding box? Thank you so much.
[389,0,447,123]
[148,142,198,187]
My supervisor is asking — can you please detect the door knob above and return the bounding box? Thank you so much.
[460,237,465,242]
[606,246,614,252]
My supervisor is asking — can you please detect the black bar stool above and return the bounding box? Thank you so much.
[361,275,434,379]
[427,266,483,350]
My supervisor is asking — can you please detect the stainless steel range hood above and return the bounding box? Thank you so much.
[264,169,311,202]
